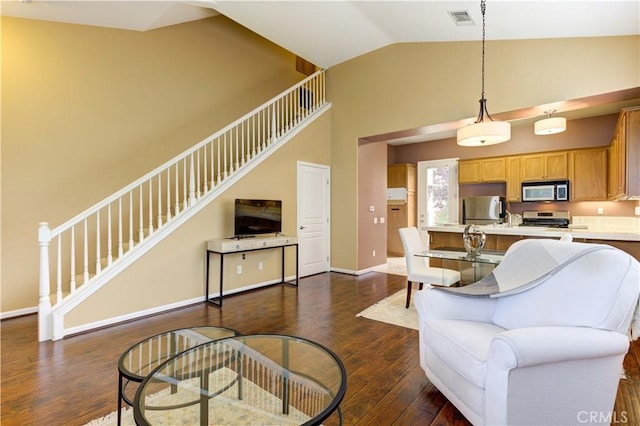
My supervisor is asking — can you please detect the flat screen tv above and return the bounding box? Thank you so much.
[234,199,282,237]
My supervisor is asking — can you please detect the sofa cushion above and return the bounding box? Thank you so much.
[424,319,506,388]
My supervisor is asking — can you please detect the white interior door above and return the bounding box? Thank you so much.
[297,162,330,277]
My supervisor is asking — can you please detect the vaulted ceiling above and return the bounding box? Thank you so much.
[3,1,639,143]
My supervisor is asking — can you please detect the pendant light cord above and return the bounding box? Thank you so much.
[476,0,493,123]
[480,0,486,101]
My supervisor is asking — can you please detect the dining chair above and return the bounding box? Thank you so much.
[398,227,461,308]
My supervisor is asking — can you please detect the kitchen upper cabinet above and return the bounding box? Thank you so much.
[608,107,640,200]
[520,151,568,181]
[458,157,506,184]
[569,147,608,201]
[388,163,416,192]
[506,156,521,202]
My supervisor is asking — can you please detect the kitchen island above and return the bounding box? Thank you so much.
[425,219,640,261]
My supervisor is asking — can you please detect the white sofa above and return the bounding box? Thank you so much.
[414,239,640,426]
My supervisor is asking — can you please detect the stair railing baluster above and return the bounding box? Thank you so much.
[157,175,163,228]
[165,168,171,221]
[107,204,113,265]
[56,235,62,304]
[174,165,180,215]
[118,198,124,257]
[70,225,76,292]
[241,122,246,166]
[148,179,154,235]
[202,145,208,194]
[215,136,221,184]
[182,158,188,210]
[209,140,215,189]
[83,218,89,283]
[128,192,134,251]
[188,154,196,207]
[196,149,202,198]
[138,185,144,243]
[95,211,101,274]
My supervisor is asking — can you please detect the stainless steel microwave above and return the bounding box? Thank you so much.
[522,181,569,202]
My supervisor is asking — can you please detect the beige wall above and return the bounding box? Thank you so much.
[1,16,305,313]
[327,36,639,271]
[3,13,639,318]
[66,111,331,328]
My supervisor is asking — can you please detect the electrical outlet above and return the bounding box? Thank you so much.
[597,207,604,215]
[236,265,242,274]
[373,217,378,224]
[635,206,640,216]
[380,217,385,224]
[258,261,263,270]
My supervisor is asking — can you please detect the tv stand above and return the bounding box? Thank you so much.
[229,235,256,240]
[205,235,298,307]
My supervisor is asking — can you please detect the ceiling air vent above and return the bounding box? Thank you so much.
[448,10,475,26]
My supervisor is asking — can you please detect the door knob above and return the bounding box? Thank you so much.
[300,225,306,229]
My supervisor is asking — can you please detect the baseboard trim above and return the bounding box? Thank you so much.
[62,276,298,338]
[1,306,38,320]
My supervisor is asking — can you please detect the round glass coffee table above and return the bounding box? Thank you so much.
[118,326,239,425]
[133,334,347,425]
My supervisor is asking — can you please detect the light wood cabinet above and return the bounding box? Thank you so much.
[387,164,416,256]
[388,163,416,191]
[506,156,521,202]
[569,148,608,201]
[521,151,568,181]
[608,107,640,200]
[458,157,506,184]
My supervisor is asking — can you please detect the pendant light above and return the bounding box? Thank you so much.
[457,0,511,146]
[534,109,567,135]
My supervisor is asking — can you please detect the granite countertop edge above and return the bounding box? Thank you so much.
[424,225,640,242]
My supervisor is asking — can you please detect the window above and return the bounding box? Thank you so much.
[417,159,459,228]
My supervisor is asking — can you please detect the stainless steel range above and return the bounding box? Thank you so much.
[520,210,570,228]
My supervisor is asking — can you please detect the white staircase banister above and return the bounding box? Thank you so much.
[50,70,325,237]
[38,70,328,341]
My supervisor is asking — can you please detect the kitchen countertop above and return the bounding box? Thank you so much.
[424,224,640,242]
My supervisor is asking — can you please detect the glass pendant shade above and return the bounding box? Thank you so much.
[534,116,566,135]
[457,120,511,146]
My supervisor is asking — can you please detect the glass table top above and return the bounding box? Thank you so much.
[415,247,505,265]
[133,334,347,426]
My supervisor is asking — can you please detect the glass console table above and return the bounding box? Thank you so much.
[415,247,505,285]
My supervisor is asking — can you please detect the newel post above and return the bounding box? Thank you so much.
[38,222,52,341]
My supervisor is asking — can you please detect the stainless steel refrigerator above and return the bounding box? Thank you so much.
[462,196,506,225]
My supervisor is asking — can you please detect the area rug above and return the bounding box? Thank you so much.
[85,367,308,426]
[356,290,418,330]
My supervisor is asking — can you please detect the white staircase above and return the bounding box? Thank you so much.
[38,70,328,341]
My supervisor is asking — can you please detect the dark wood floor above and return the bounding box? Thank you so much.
[1,271,639,426]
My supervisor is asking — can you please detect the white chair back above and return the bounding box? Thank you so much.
[398,227,426,277]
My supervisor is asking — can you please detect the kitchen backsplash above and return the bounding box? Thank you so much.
[572,216,640,233]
